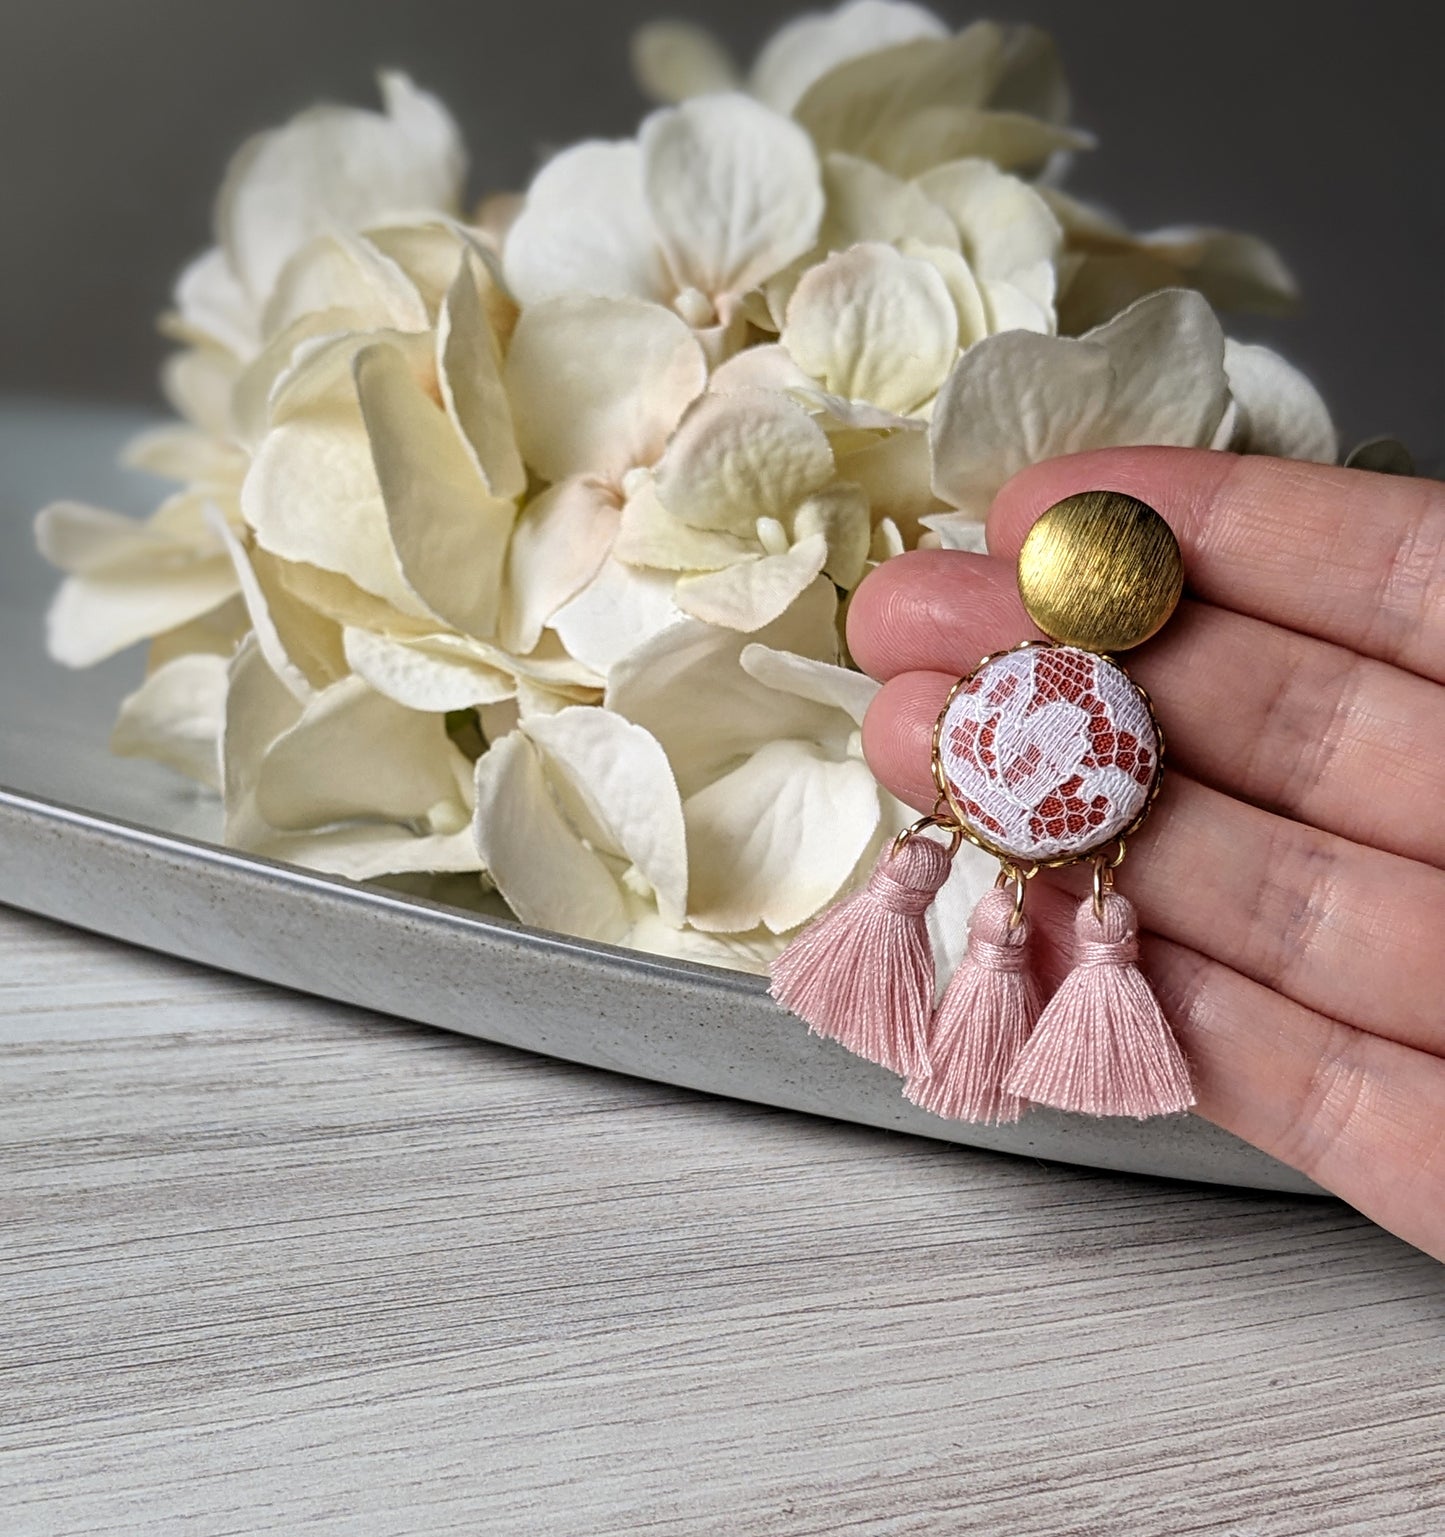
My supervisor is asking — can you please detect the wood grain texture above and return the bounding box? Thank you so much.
[2,903,1442,1537]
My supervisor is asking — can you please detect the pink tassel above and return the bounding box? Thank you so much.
[769,836,953,1077]
[1004,891,1194,1118]
[904,886,1041,1125]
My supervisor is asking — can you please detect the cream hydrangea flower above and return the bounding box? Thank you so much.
[33,23,1339,985]
[612,387,862,632]
[768,154,1062,338]
[110,651,233,791]
[35,493,244,667]
[475,578,991,970]
[634,3,1086,178]
[503,93,824,354]
[607,583,882,936]
[223,637,480,880]
[37,73,477,678]
[164,73,476,522]
[605,157,1064,629]
[498,292,707,665]
[925,287,1334,548]
[242,255,521,625]
[172,71,466,362]
[1044,187,1300,334]
[473,703,691,945]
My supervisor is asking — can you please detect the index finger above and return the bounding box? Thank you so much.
[986,449,1445,684]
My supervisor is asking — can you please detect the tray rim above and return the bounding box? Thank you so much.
[0,780,766,996]
[0,779,1322,1197]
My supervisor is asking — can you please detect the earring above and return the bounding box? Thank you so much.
[769,490,1194,1124]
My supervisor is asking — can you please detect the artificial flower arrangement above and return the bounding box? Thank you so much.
[36,1,1336,984]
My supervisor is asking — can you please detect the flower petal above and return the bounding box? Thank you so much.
[930,289,1228,517]
[525,707,688,925]
[817,152,959,252]
[369,221,513,332]
[123,424,248,487]
[739,642,880,725]
[256,673,472,831]
[438,251,527,500]
[172,247,257,358]
[613,477,748,573]
[472,731,629,942]
[655,388,834,534]
[161,345,243,438]
[146,598,249,673]
[750,0,949,114]
[550,559,684,679]
[1088,288,1229,445]
[791,482,871,589]
[684,739,881,932]
[900,241,991,347]
[504,141,669,307]
[640,94,824,299]
[794,23,1006,158]
[266,556,433,639]
[504,295,706,484]
[920,511,989,553]
[275,822,482,879]
[243,387,425,616]
[343,627,517,711]
[501,476,624,655]
[261,228,429,341]
[354,341,517,637]
[111,652,230,789]
[605,578,840,797]
[914,156,1059,323]
[631,19,741,102]
[834,424,943,541]
[1137,226,1299,314]
[708,341,816,396]
[377,69,468,192]
[674,535,829,631]
[990,23,1071,121]
[36,501,181,577]
[623,913,780,973]
[930,331,1111,518]
[1048,191,1299,333]
[225,649,481,881]
[864,106,1088,179]
[209,511,344,699]
[39,504,238,668]
[1224,339,1337,463]
[782,242,957,413]
[219,72,464,304]
[222,636,306,851]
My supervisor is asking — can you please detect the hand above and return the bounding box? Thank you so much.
[848,448,1445,1260]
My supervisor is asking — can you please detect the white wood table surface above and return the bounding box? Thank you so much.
[3,902,1443,1537]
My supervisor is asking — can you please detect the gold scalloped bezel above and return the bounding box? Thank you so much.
[930,640,1165,872]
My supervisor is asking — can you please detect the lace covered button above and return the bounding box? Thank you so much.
[937,644,1160,864]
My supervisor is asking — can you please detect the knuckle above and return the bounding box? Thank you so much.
[1369,483,1445,665]
[1251,822,1342,993]
[1271,1021,1371,1183]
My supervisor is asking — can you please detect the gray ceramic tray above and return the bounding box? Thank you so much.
[0,399,1315,1193]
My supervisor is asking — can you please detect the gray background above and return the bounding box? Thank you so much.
[0,0,1440,456]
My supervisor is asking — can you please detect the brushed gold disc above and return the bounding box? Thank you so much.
[1017,490,1183,653]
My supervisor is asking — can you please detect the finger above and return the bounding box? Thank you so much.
[863,672,1445,1054]
[987,449,1445,684]
[848,548,1046,680]
[1143,935,1445,1263]
[892,777,1445,1257]
[959,875,1445,1261]
[848,549,1445,868]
